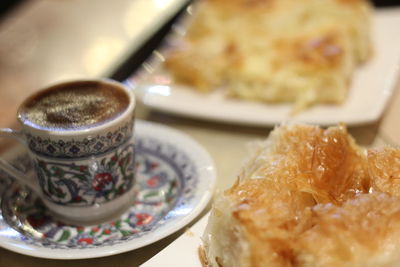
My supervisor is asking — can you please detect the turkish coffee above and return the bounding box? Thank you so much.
[18,81,129,130]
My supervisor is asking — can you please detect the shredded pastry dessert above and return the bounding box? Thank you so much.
[165,0,372,113]
[201,124,400,267]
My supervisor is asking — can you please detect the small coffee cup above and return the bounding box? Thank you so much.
[0,79,136,225]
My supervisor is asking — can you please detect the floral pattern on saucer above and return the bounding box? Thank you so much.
[0,135,197,249]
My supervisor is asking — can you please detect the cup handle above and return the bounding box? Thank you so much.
[0,128,41,195]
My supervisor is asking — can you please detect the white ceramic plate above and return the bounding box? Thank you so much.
[0,120,216,259]
[128,7,400,127]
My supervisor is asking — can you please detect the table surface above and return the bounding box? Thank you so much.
[0,1,399,266]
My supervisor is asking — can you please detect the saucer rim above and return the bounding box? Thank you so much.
[0,120,216,259]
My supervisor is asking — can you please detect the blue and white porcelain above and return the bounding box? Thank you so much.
[0,120,216,259]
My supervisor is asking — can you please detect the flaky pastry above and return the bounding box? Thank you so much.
[201,124,400,267]
[165,0,372,113]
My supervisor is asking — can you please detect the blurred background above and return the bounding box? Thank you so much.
[0,0,397,133]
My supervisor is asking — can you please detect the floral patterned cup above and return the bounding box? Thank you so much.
[0,79,136,225]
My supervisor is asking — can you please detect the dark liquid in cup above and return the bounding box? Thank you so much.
[18,81,130,131]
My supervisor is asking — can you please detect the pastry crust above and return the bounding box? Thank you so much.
[165,0,372,113]
[202,124,400,267]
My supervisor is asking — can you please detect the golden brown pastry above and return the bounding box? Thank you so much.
[201,124,400,267]
[165,0,372,112]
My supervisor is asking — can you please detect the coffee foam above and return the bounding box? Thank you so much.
[18,81,130,131]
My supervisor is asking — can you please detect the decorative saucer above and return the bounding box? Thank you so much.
[0,120,216,259]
